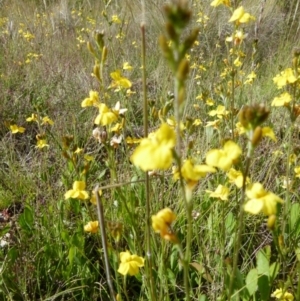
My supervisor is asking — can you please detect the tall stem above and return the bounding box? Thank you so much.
[141,23,156,301]
[228,146,252,299]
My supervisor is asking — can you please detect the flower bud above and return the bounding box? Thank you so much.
[102,46,108,63]
[251,126,262,147]
[267,214,276,230]
[177,59,189,82]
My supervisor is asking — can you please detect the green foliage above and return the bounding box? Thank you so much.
[0,0,300,300]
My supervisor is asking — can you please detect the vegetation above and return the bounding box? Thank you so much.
[1,0,300,300]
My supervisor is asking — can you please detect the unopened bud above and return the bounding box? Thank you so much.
[93,64,101,82]
[267,214,276,230]
[102,46,108,63]
[95,31,105,49]
[87,42,95,55]
[251,126,262,146]
[177,59,189,81]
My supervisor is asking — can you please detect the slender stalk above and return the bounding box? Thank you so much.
[123,276,130,301]
[95,185,117,301]
[141,22,156,301]
[228,146,252,300]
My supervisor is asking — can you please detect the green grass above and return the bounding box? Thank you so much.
[1,0,300,300]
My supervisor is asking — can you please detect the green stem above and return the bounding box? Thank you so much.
[123,276,130,301]
[228,145,252,299]
[95,185,116,301]
[141,23,156,301]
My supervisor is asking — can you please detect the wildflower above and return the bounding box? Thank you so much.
[123,62,133,70]
[113,101,128,115]
[271,92,292,106]
[81,90,100,107]
[244,71,256,85]
[206,184,229,201]
[226,30,248,45]
[152,208,177,242]
[177,159,216,185]
[273,68,297,89]
[205,119,220,129]
[26,114,38,122]
[117,251,144,276]
[131,123,176,171]
[92,127,107,143]
[206,140,242,171]
[271,288,294,301]
[210,0,230,7]
[110,70,132,90]
[42,116,54,125]
[294,166,300,178]
[94,103,118,126]
[208,105,229,119]
[244,183,283,216]
[90,189,102,205]
[84,221,99,233]
[36,139,49,149]
[229,6,255,24]
[227,168,250,188]
[110,134,123,148]
[64,181,89,200]
[111,15,121,24]
[262,127,277,141]
[10,124,25,134]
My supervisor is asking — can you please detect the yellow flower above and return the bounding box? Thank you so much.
[205,119,220,129]
[244,71,256,85]
[130,123,176,171]
[206,140,242,171]
[152,208,177,242]
[273,68,297,89]
[117,251,144,276]
[42,116,54,125]
[211,0,230,7]
[271,288,294,301]
[206,184,229,201]
[10,124,25,134]
[90,190,102,205]
[36,139,49,149]
[244,183,283,216]
[208,105,229,119]
[110,70,132,90]
[65,181,89,200]
[84,221,99,233]
[262,127,277,142]
[81,90,100,107]
[179,159,216,183]
[229,6,255,24]
[123,62,133,70]
[111,15,121,24]
[227,168,250,188]
[294,166,300,178]
[271,92,292,106]
[226,30,248,45]
[26,114,38,122]
[94,103,118,126]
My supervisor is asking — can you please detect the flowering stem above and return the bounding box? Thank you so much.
[123,276,130,301]
[141,22,156,301]
[95,184,116,301]
[228,146,252,299]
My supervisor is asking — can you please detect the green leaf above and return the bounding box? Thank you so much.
[256,249,269,276]
[269,262,280,283]
[290,203,300,228]
[246,268,258,296]
[68,246,76,265]
[257,275,270,301]
[18,205,34,232]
